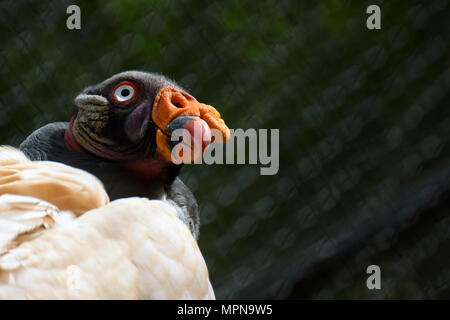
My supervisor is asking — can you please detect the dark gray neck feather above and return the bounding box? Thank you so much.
[19,122,199,239]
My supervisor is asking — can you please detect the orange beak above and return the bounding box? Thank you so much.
[152,87,230,163]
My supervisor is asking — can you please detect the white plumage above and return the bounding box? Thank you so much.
[0,146,214,299]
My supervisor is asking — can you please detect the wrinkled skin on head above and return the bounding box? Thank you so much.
[20,71,231,239]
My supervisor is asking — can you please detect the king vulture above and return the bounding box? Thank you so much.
[0,71,230,299]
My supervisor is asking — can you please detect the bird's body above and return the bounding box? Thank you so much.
[0,71,230,299]
[0,147,214,299]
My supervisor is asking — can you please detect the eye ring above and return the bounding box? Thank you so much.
[112,81,139,103]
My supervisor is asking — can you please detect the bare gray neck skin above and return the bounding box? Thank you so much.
[20,122,165,200]
[19,122,200,239]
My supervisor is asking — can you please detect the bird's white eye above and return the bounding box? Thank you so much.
[112,81,138,103]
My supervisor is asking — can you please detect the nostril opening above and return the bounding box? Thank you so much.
[170,94,187,109]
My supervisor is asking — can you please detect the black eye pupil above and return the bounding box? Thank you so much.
[121,89,130,96]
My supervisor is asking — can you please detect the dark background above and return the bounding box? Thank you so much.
[0,0,449,299]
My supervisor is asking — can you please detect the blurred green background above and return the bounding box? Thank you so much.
[0,0,449,299]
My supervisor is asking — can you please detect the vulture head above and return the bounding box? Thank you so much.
[66,71,230,182]
[20,71,230,239]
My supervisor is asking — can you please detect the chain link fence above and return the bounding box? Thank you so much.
[0,0,449,299]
